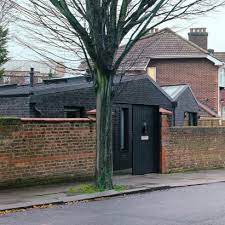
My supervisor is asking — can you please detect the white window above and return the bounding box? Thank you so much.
[219,68,225,87]
[147,67,157,81]
[24,76,30,85]
[38,77,43,83]
[3,76,10,84]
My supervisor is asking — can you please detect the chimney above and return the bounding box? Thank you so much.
[188,28,208,50]
[150,28,159,33]
[30,68,34,87]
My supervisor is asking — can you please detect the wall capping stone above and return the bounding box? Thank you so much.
[21,118,96,123]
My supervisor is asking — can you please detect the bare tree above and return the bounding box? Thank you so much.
[0,0,16,26]
[16,0,225,189]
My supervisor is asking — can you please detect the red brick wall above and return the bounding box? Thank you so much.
[150,58,219,113]
[160,114,170,173]
[0,118,96,188]
[161,115,225,173]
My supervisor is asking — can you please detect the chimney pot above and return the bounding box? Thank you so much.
[150,28,159,33]
[30,68,34,87]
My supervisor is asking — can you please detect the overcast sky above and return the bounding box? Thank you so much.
[177,10,225,52]
[7,7,225,64]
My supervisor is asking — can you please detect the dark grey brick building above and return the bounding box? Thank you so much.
[0,74,199,125]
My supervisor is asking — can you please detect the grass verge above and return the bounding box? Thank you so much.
[67,184,126,195]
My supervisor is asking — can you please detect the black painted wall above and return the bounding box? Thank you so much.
[0,77,198,127]
[174,88,199,126]
[31,87,96,118]
[0,96,31,117]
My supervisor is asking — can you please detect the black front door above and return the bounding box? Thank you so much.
[132,105,160,175]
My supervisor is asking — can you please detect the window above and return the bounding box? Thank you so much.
[24,76,30,85]
[188,112,198,126]
[219,68,225,87]
[3,76,10,84]
[147,67,157,81]
[120,108,129,151]
[38,77,43,83]
[64,106,84,118]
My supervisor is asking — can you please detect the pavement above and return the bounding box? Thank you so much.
[1,169,225,212]
[2,182,225,224]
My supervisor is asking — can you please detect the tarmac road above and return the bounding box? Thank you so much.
[1,182,225,225]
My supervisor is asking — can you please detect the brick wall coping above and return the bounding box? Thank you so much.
[160,108,173,115]
[87,109,96,115]
[21,118,96,123]
[170,126,225,129]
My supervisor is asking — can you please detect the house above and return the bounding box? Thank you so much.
[80,28,223,118]
[0,75,199,173]
[2,60,66,85]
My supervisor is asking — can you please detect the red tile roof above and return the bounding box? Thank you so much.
[78,28,223,71]
[214,52,225,63]
[117,28,209,71]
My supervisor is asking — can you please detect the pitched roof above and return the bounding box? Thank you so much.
[117,28,222,70]
[161,85,188,101]
[3,60,62,74]
[77,28,223,71]
[214,52,225,63]
[0,73,164,96]
[161,84,218,117]
[0,76,93,97]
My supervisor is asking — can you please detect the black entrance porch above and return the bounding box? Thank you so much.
[113,104,160,175]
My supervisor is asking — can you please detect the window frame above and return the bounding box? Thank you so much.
[64,106,84,118]
[188,112,198,126]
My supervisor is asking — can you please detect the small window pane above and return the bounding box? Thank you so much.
[120,108,129,151]
[188,112,198,126]
[147,67,156,81]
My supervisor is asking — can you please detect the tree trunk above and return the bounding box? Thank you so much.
[96,68,113,190]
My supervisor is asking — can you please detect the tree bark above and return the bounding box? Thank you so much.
[96,68,113,190]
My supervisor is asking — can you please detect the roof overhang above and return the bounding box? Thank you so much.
[149,54,224,66]
[206,55,224,66]
[149,55,206,59]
